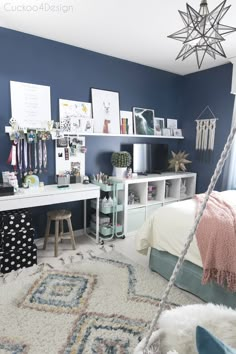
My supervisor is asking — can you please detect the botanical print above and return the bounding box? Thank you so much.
[133,107,154,135]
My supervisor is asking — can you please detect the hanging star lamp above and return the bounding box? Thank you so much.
[168,0,236,69]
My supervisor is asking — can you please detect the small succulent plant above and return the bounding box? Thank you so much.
[168,151,191,172]
[111,151,132,168]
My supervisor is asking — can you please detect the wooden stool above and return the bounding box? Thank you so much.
[43,209,76,257]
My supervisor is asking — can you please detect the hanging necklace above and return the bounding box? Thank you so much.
[38,139,43,174]
[28,143,33,174]
[34,141,38,174]
[43,139,47,171]
[24,139,28,173]
[17,139,23,178]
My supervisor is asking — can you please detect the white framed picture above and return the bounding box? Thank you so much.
[173,128,183,137]
[167,118,178,135]
[133,107,155,135]
[120,110,133,135]
[10,81,51,129]
[153,117,165,136]
[91,88,120,134]
[59,99,92,133]
[162,128,171,136]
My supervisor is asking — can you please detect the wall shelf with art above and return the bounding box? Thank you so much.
[80,132,184,139]
[59,89,183,138]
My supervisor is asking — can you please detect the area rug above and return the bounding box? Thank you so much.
[0,251,202,354]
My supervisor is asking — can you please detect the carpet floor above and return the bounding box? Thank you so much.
[0,250,202,354]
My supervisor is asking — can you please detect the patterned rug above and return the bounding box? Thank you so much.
[0,251,201,354]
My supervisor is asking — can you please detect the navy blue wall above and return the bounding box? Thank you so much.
[0,27,183,236]
[181,64,234,193]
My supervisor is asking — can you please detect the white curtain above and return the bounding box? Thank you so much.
[223,59,236,190]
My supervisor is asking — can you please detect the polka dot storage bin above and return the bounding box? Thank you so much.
[1,228,35,252]
[0,245,37,273]
[0,209,37,274]
[0,209,32,232]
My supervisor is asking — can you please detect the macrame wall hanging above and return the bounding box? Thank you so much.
[195,106,218,162]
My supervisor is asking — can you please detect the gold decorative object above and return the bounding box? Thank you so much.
[168,151,191,172]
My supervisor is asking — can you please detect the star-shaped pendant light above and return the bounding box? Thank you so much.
[168,0,236,69]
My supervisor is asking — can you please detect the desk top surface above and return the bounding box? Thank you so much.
[0,183,100,202]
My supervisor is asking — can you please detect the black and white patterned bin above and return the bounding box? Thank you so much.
[0,245,37,273]
[0,209,37,274]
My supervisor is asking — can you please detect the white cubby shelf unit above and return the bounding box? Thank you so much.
[111,172,196,235]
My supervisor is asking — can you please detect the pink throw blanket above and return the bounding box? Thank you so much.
[195,191,236,292]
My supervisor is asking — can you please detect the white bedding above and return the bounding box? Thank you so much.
[135,190,236,268]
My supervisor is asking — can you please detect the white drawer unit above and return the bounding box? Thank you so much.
[146,203,162,218]
[111,172,196,235]
[127,207,146,233]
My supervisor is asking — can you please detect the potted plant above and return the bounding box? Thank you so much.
[111,151,132,178]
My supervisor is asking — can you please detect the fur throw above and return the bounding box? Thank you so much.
[134,303,236,354]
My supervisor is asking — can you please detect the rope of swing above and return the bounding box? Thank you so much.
[143,125,236,353]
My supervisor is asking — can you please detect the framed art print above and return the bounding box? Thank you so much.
[173,128,183,137]
[154,117,165,136]
[162,128,171,136]
[167,118,178,135]
[91,88,120,134]
[59,99,92,133]
[133,107,154,135]
[120,110,133,135]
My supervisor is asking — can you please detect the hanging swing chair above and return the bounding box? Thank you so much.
[134,124,236,354]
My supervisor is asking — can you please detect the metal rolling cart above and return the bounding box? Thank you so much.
[90,180,125,244]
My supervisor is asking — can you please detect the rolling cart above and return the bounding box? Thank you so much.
[90,180,125,244]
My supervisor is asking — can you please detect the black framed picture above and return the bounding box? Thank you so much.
[133,107,155,135]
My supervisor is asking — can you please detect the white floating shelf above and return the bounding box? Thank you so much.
[81,133,184,139]
[5,126,184,140]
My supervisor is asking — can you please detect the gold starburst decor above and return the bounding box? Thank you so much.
[168,151,192,172]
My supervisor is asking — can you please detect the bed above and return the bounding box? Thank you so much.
[136,190,236,308]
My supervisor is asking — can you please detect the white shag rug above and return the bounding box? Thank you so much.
[0,250,201,354]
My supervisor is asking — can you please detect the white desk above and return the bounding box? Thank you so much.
[0,183,100,243]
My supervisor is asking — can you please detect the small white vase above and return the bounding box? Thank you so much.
[113,167,127,178]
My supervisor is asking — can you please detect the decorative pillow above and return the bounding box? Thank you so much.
[196,326,236,354]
